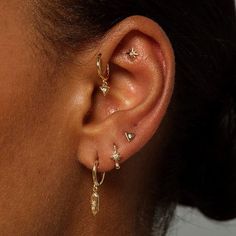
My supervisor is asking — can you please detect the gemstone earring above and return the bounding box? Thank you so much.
[126,48,139,60]
[91,160,105,216]
[96,53,110,96]
[111,144,121,170]
[125,132,136,142]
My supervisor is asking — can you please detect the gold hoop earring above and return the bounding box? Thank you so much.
[97,53,110,96]
[91,160,106,216]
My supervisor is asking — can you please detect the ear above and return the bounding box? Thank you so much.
[77,16,175,172]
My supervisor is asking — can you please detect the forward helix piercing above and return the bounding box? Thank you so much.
[96,53,110,96]
[91,160,105,216]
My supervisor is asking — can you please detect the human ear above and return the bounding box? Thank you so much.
[77,16,175,172]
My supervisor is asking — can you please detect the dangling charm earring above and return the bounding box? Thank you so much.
[111,144,121,170]
[97,53,110,96]
[91,160,105,216]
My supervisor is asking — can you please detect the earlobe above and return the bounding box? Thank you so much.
[77,16,175,172]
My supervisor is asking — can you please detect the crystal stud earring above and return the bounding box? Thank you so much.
[125,132,136,142]
[126,48,139,60]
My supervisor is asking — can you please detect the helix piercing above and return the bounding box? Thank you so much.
[96,53,110,96]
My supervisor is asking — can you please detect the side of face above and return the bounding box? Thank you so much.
[0,2,86,234]
[0,1,175,235]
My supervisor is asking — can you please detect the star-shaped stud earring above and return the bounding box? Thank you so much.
[126,48,139,60]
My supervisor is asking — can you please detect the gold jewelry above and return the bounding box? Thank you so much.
[111,144,121,170]
[126,48,139,60]
[125,132,136,142]
[91,160,105,216]
[97,53,110,96]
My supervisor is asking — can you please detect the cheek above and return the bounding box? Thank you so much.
[0,29,40,150]
[0,1,39,133]
[0,10,63,164]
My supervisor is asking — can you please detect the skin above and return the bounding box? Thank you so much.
[0,1,175,235]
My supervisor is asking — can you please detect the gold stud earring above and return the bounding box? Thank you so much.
[111,144,121,170]
[91,160,105,216]
[126,48,139,60]
[125,132,136,142]
[97,53,110,96]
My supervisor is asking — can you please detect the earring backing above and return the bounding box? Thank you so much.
[97,53,110,96]
[91,160,105,216]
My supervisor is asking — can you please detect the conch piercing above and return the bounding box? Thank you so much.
[97,53,110,96]
[126,48,139,60]
[91,160,105,216]
[125,132,136,142]
[111,144,121,170]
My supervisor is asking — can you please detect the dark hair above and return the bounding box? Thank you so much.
[34,0,236,234]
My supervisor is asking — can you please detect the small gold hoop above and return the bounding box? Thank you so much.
[92,161,105,187]
[96,53,110,82]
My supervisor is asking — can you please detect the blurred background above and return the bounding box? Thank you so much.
[168,1,236,235]
[168,207,236,236]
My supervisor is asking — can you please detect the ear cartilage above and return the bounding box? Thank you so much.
[111,144,121,170]
[125,132,136,142]
[126,48,139,60]
[96,53,110,96]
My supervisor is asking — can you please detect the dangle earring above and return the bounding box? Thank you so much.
[111,144,121,170]
[91,160,106,216]
[97,53,110,96]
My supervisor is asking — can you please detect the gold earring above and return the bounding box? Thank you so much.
[126,48,139,60]
[97,53,110,96]
[91,160,105,216]
[125,132,136,142]
[111,144,121,170]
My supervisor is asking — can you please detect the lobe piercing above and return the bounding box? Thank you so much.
[111,144,121,170]
[91,160,105,216]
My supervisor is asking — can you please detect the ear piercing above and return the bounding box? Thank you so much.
[96,49,138,95]
[111,144,121,170]
[125,132,136,142]
[126,48,139,60]
[91,160,105,216]
[97,53,110,96]
[90,132,136,215]
[110,132,136,170]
